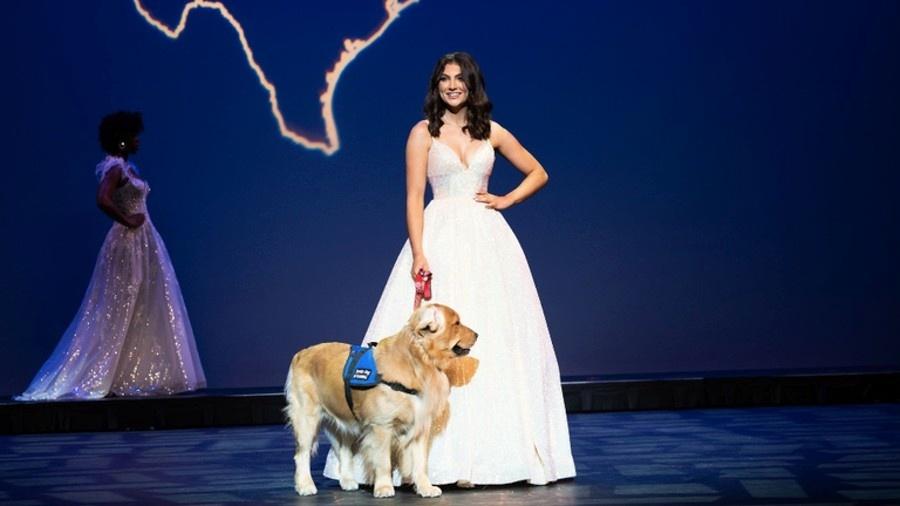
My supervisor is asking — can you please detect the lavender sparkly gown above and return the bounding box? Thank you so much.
[16,156,206,400]
[323,138,576,485]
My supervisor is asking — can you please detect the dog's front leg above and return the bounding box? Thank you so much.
[364,425,395,498]
[410,434,441,497]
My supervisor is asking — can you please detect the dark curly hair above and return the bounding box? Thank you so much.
[424,52,492,140]
[98,111,144,155]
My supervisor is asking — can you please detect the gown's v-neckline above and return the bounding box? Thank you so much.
[432,137,491,170]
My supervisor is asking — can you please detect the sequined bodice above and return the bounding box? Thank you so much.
[427,138,494,199]
[96,156,149,216]
[113,174,149,216]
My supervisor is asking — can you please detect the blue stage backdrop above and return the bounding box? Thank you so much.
[1,1,898,394]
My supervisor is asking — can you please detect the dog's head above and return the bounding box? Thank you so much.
[408,303,479,385]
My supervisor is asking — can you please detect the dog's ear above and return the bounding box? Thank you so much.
[444,356,479,387]
[412,304,443,337]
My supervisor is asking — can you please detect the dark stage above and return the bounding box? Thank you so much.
[2,404,900,505]
[2,372,900,505]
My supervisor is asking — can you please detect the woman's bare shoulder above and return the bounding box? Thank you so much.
[489,120,511,146]
[408,120,433,148]
[410,119,431,137]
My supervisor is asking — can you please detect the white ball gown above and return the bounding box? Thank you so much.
[16,156,206,401]
[324,137,576,485]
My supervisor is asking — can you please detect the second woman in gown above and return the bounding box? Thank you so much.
[325,52,575,486]
[17,111,206,401]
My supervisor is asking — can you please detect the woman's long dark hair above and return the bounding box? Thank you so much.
[424,52,492,140]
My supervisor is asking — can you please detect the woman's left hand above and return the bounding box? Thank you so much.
[474,192,514,210]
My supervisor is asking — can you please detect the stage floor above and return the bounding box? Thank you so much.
[2,404,899,505]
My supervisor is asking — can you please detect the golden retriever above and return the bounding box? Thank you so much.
[285,303,478,498]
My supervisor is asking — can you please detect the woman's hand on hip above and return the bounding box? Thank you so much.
[126,213,146,228]
[475,192,514,210]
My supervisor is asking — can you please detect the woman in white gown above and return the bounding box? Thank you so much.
[325,52,575,485]
[17,111,206,401]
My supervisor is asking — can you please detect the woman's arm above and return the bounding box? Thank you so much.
[96,166,145,228]
[406,120,432,278]
[475,121,549,210]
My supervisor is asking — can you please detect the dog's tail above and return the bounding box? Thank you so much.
[283,365,297,425]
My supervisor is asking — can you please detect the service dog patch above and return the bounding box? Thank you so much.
[343,345,380,388]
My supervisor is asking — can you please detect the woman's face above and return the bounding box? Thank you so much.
[120,135,140,156]
[438,63,468,110]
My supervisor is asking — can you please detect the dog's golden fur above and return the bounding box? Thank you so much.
[285,304,478,498]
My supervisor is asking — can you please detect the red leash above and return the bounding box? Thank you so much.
[414,269,433,309]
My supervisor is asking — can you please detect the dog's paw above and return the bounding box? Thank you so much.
[373,484,395,498]
[456,479,475,489]
[339,478,359,491]
[294,483,318,496]
[416,484,442,498]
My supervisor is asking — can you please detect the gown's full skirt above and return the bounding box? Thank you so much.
[324,195,576,485]
[17,221,206,400]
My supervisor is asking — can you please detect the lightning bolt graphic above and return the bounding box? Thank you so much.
[133,0,418,155]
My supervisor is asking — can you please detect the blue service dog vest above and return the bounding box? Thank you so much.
[343,345,381,388]
[341,344,419,419]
